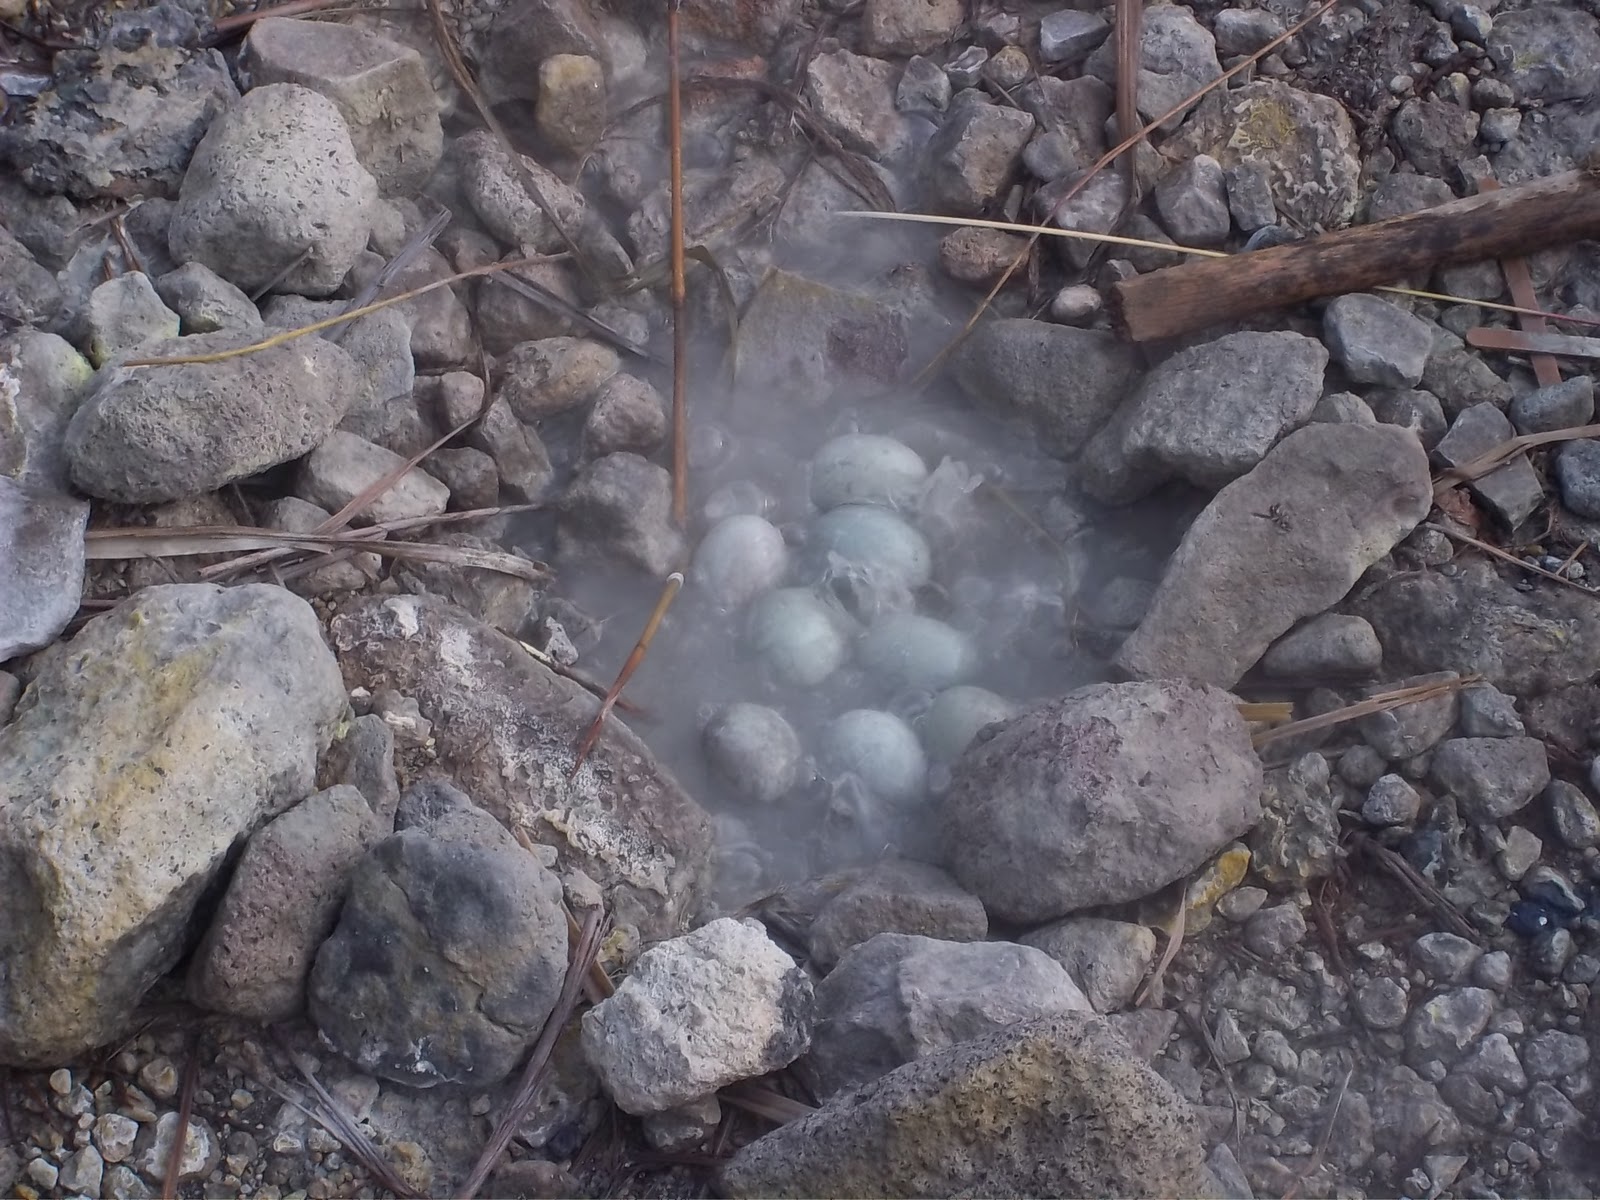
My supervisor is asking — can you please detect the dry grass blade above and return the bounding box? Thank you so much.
[906,0,1340,389]
[160,1041,200,1200]
[1133,884,1185,1009]
[564,903,617,1001]
[457,908,607,1199]
[719,1082,817,1125]
[489,268,663,363]
[334,206,453,338]
[205,0,348,39]
[1432,421,1600,499]
[668,0,690,528]
[1352,833,1478,940]
[1424,521,1599,596]
[1252,675,1481,749]
[517,639,649,717]
[568,571,685,778]
[1237,701,1294,724]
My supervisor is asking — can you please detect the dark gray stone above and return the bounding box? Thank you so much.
[1364,774,1423,827]
[1546,780,1600,849]
[1487,6,1600,102]
[1154,154,1231,248]
[926,102,1036,215]
[808,859,988,972]
[1433,402,1544,527]
[1391,97,1480,179]
[1019,918,1156,1013]
[558,452,685,576]
[1510,376,1594,435]
[0,481,88,664]
[1556,440,1600,519]
[1325,295,1435,388]
[1522,1030,1589,1080]
[1406,987,1495,1059]
[1458,684,1525,737]
[1428,737,1550,822]
[1039,10,1111,64]
[1261,614,1382,678]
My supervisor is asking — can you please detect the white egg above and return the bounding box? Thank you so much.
[703,702,803,805]
[803,505,932,593]
[746,587,852,687]
[856,613,977,692]
[819,709,927,804]
[920,685,1017,762]
[809,434,928,512]
[692,514,788,608]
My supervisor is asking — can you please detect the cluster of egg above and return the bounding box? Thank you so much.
[690,433,1019,853]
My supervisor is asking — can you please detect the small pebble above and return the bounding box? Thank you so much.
[1473,950,1513,991]
[1354,976,1410,1029]
[1364,774,1422,826]
[1216,886,1268,922]
[1497,826,1542,881]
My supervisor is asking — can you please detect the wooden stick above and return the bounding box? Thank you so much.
[1468,326,1600,360]
[1479,177,1562,389]
[668,0,689,528]
[1111,162,1600,342]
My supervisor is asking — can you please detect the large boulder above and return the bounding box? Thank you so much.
[941,681,1262,923]
[0,480,88,663]
[0,584,346,1064]
[1115,423,1432,687]
[328,595,713,941]
[720,1013,1220,1198]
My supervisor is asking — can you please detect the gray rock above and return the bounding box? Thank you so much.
[189,785,381,1021]
[582,372,666,458]
[324,713,400,828]
[1213,7,1285,56]
[58,1146,102,1196]
[642,1096,721,1154]
[1487,6,1600,102]
[1369,387,1448,450]
[1250,752,1339,886]
[1020,918,1156,1013]
[801,934,1091,1100]
[1523,1030,1589,1080]
[1458,683,1525,737]
[1049,284,1103,326]
[536,54,607,155]
[67,329,361,504]
[1392,97,1481,179]
[1032,169,1129,268]
[1406,987,1495,1059]
[0,230,63,332]
[1530,926,1574,978]
[926,102,1036,215]
[0,330,95,492]
[1432,402,1543,528]
[1497,824,1542,880]
[0,7,238,200]
[498,337,619,421]
[246,17,443,195]
[295,430,448,524]
[1354,558,1600,695]
[1019,75,1112,184]
[942,681,1262,922]
[1154,154,1231,248]
[1115,424,1432,687]
[1364,774,1423,827]
[808,859,988,972]
[425,373,553,502]
[703,703,802,806]
[321,311,420,452]
[938,226,1029,286]
[137,1111,220,1186]
[1085,4,1220,132]
[1324,295,1435,388]
[1546,780,1600,849]
[805,48,910,162]
[310,808,568,1087]
[0,672,18,725]
[1112,330,1327,496]
[0,481,88,664]
[170,84,377,296]
[558,451,684,576]
[1338,744,1387,789]
[1428,736,1550,822]
[1039,10,1111,64]
[581,918,812,1114]
[330,595,712,941]
[1422,326,1512,416]
[0,583,345,1063]
[1412,933,1483,983]
[262,495,377,595]
[83,273,181,368]
[1510,376,1593,435]
[950,318,1136,458]
[1368,173,1457,222]
[153,263,263,336]
[1261,613,1382,678]
[457,129,587,255]
[860,0,962,55]
[464,0,604,106]
[1556,439,1600,519]
[895,55,950,114]
[1224,160,1277,232]
[1354,977,1410,1030]
[1455,1032,1526,1093]
[1473,950,1513,991]
[1243,903,1307,958]
[356,246,473,368]
[720,1013,1218,1199]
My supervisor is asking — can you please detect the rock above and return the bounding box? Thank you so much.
[1324,295,1435,388]
[1224,160,1277,233]
[0,6,238,200]
[0,227,64,333]
[1355,559,1600,695]
[1311,391,1375,424]
[800,934,1091,1099]
[245,18,443,195]
[1422,327,1512,416]
[925,101,1035,214]
[1250,753,1339,886]
[66,328,361,504]
[805,48,909,162]
[1412,933,1483,984]
[732,270,908,413]
[1085,4,1219,132]
[1523,1029,1589,1080]
[642,1096,721,1153]
[1368,173,1456,222]
[581,918,812,1114]
[1556,440,1600,518]
[1244,903,1307,958]
[1392,97,1481,179]
[1364,774,1423,827]
[1369,387,1449,449]
[938,226,1029,286]
[1154,154,1230,248]
[1360,672,1461,759]
[1039,10,1111,64]
[170,84,378,296]
[1213,7,1285,55]
[189,785,381,1021]
[324,712,401,828]
[918,685,1016,762]
[263,496,378,594]
[138,1111,220,1185]
[583,372,666,458]
[430,376,553,502]
[1020,918,1156,1013]
[536,54,607,155]
[0,330,95,492]
[309,793,568,1087]
[58,1146,102,1196]
[1406,987,1495,1060]
[1428,737,1550,823]
[1019,75,1112,183]
[807,859,988,972]
[1261,614,1382,678]
[1175,80,1362,231]
[1456,1032,1526,1093]
[1511,376,1593,435]
[295,430,449,524]
[720,1013,1217,1198]
[153,263,263,335]
[746,587,853,688]
[950,318,1136,458]
[1546,781,1600,849]
[463,0,604,107]
[458,129,587,255]
[330,595,712,941]
[1433,402,1543,528]
[0,583,345,1063]
[1354,977,1410,1030]
[498,337,619,421]
[359,246,473,368]
[0,481,88,664]
[428,447,499,510]
[558,452,684,576]
[942,681,1262,922]
[1114,330,1328,496]
[83,273,181,367]
[287,308,418,453]
[856,614,975,691]
[1031,169,1129,268]
[1458,683,1524,737]
[896,55,951,114]
[1116,424,1431,687]
[703,703,802,805]
[860,0,962,55]
[1487,6,1600,103]
[1050,284,1103,325]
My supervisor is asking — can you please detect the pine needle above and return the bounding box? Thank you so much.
[1252,675,1481,749]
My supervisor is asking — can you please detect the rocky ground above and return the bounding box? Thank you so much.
[2,0,1600,1196]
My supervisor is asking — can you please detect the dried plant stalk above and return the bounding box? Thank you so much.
[668,0,690,527]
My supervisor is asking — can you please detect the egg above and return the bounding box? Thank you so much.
[819,709,927,804]
[856,613,977,692]
[802,504,932,599]
[919,685,1017,762]
[809,434,928,512]
[692,514,788,608]
[703,702,803,805]
[746,587,853,687]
